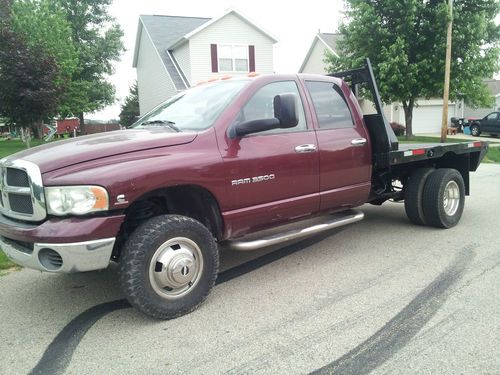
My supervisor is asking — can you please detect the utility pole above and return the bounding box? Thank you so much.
[440,0,453,143]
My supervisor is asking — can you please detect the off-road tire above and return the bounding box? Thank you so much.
[404,167,434,225]
[422,169,465,229]
[119,215,219,319]
[470,125,480,136]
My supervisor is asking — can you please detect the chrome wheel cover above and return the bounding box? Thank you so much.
[443,180,460,216]
[149,237,203,299]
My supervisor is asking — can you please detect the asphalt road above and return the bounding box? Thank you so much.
[1,164,499,375]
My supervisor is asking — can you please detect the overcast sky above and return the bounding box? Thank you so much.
[86,0,344,120]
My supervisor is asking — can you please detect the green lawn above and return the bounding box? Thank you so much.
[397,135,468,144]
[0,249,16,273]
[0,138,46,159]
[482,146,500,164]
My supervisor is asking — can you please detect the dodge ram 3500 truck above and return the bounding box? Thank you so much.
[0,59,488,319]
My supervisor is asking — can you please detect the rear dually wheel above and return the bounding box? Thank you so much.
[422,169,465,228]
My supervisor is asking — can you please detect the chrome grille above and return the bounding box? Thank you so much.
[6,168,30,187]
[0,159,46,221]
[8,193,34,214]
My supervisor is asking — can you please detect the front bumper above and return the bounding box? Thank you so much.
[1,236,115,273]
[0,213,125,273]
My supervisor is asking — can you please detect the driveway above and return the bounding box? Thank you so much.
[1,164,499,375]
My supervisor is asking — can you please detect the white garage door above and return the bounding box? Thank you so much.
[412,104,456,134]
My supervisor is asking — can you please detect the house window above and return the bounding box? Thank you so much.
[218,45,249,72]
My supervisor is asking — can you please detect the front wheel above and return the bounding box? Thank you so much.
[422,169,465,228]
[119,215,219,319]
[470,125,480,136]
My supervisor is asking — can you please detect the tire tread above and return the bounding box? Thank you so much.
[404,168,434,225]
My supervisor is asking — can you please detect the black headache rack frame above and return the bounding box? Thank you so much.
[328,58,399,169]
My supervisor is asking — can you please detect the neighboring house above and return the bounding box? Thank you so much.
[299,32,499,134]
[299,33,341,74]
[133,9,277,115]
[463,79,500,119]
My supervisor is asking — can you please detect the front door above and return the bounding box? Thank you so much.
[219,80,320,238]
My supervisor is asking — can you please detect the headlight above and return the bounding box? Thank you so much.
[45,186,109,216]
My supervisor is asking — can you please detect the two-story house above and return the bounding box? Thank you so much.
[133,9,277,115]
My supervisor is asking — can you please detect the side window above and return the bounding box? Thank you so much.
[306,81,354,129]
[486,113,498,120]
[237,81,307,134]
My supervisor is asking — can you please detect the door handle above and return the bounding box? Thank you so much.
[351,138,367,146]
[295,144,317,153]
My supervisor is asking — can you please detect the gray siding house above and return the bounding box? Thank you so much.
[299,33,341,74]
[133,9,277,115]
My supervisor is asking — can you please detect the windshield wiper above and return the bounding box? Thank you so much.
[140,120,180,132]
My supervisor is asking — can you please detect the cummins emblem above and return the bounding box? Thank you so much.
[232,174,275,186]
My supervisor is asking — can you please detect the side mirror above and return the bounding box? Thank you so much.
[273,93,299,128]
[229,93,299,138]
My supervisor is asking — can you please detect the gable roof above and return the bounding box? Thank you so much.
[299,33,342,73]
[133,15,209,89]
[133,9,277,90]
[170,8,278,49]
[137,15,209,60]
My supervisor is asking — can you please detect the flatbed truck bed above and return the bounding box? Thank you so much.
[389,141,488,168]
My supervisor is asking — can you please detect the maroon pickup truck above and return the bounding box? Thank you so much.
[0,59,488,319]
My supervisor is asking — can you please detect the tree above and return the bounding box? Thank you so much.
[326,0,500,136]
[0,0,70,138]
[56,0,124,126]
[11,0,77,87]
[119,82,140,126]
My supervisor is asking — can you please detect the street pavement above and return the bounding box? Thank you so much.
[0,164,499,375]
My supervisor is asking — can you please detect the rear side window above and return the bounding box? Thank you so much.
[306,81,354,129]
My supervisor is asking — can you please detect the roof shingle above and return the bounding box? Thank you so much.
[139,15,210,89]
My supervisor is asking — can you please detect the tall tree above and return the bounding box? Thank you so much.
[0,0,71,138]
[56,0,124,126]
[11,0,77,87]
[119,82,140,127]
[326,0,500,136]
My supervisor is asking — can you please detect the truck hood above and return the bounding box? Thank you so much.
[5,128,197,173]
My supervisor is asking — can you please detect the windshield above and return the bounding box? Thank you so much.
[131,79,250,131]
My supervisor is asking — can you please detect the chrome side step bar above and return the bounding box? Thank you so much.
[226,209,364,251]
